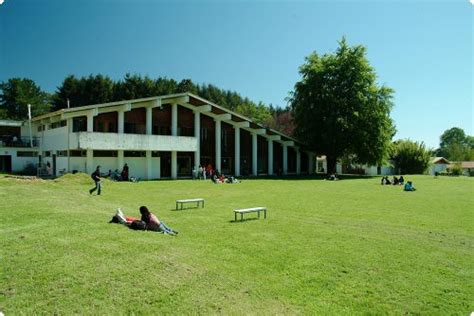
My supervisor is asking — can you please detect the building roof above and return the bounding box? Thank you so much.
[447,161,474,169]
[0,120,23,127]
[431,157,451,164]
[31,92,303,147]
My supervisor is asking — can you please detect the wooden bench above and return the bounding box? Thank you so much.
[176,198,204,210]
[234,207,267,221]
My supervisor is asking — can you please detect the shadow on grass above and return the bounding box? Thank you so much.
[238,174,379,181]
[170,206,203,212]
[229,217,265,223]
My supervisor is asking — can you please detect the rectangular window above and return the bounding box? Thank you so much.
[152,151,159,157]
[37,125,44,132]
[93,150,118,157]
[44,151,51,157]
[70,150,86,157]
[73,117,87,132]
[50,120,67,129]
[57,150,68,157]
[17,151,38,157]
[124,151,145,157]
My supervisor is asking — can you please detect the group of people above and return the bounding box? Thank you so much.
[107,163,131,182]
[192,164,239,184]
[380,175,416,191]
[110,206,178,236]
[89,164,140,195]
[193,164,214,180]
[380,175,405,186]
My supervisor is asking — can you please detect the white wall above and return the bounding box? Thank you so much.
[70,157,87,173]
[0,148,38,172]
[41,127,69,151]
[71,132,197,152]
[151,157,160,179]
[94,157,120,174]
[124,157,147,179]
[429,164,448,175]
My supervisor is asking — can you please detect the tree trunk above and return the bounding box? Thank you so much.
[327,156,337,175]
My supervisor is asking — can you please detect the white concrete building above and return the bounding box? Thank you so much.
[0,93,315,179]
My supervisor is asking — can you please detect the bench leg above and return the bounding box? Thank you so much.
[176,202,178,210]
[258,211,260,219]
[264,209,267,219]
[235,213,237,222]
[241,213,243,221]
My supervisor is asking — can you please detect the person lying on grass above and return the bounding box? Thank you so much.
[140,206,178,235]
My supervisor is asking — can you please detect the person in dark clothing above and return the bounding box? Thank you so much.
[121,163,129,181]
[398,176,405,185]
[89,166,102,195]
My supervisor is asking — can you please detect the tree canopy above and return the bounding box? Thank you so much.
[0,78,51,120]
[436,127,474,161]
[50,74,276,126]
[290,38,395,173]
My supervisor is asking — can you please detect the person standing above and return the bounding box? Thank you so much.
[89,166,102,195]
[121,163,129,181]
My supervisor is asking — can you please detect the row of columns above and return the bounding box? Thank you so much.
[81,102,314,178]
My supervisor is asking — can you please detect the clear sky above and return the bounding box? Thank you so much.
[0,0,472,148]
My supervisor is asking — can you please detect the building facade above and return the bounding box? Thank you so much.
[0,93,315,179]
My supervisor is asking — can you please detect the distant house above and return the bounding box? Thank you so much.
[428,157,451,175]
[447,161,474,176]
[315,155,395,176]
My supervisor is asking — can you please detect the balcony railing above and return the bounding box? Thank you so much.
[0,135,39,148]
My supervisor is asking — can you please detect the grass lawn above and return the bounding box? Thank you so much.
[0,174,473,314]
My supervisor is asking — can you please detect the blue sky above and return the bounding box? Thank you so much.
[0,0,472,148]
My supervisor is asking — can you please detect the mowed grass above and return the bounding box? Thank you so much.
[0,174,473,314]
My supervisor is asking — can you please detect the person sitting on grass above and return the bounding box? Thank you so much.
[399,176,405,185]
[139,206,178,235]
[404,181,416,191]
[392,176,399,185]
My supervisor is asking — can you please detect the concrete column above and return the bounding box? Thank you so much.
[87,112,94,132]
[252,132,258,176]
[283,144,288,175]
[171,103,178,136]
[268,139,273,176]
[146,106,152,135]
[171,151,177,179]
[215,119,221,172]
[86,149,94,174]
[118,110,125,134]
[118,150,124,171]
[234,126,240,176]
[145,150,152,180]
[67,118,73,133]
[296,148,301,175]
[194,111,200,169]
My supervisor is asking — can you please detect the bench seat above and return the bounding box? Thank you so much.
[234,207,267,221]
[176,198,204,210]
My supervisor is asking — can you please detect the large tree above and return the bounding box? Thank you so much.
[436,127,473,161]
[290,38,395,173]
[0,78,51,120]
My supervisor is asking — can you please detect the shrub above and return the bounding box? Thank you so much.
[392,140,431,174]
[450,164,463,176]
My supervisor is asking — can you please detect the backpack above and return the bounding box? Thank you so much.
[129,220,147,230]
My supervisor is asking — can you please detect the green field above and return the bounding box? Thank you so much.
[1,174,473,314]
